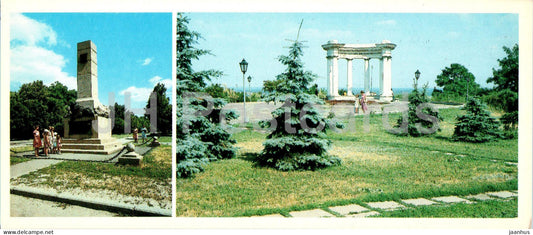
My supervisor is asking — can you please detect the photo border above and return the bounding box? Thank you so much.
[1,0,531,229]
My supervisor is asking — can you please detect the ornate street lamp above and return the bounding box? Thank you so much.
[414,69,421,88]
[247,75,252,97]
[466,76,470,102]
[239,59,248,123]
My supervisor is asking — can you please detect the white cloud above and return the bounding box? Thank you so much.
[10,45,76,90]
[149,75,163,84]
[118,76,172,106]
[119,86,154,103]
[10,13,76,90]
[11,13,57,46]
[375,20,397,26]
[149,76,172,89]
[141,57,153,66]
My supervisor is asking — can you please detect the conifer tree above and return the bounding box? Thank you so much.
[395,74,441,136]
[176,14,237,178]
[256,22,342,171]
[452,98,502,143]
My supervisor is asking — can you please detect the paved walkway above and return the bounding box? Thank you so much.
[10,143,169,216]
[224,101,463,123]
[11,194,119,217]
[11,144,153,179]
[256,190,518,217]
[11,159,63,179]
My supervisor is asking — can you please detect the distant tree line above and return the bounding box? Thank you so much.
[10,81,76,140]
[432,44,518,140]
[10,81,172,140]
[204,83,261,103]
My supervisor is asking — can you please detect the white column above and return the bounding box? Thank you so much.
[332,56,339,97]
[327,56,333,97]
[346,59,353,96]
[364,58,370,95]
[379,57,384,97]
[381,56,393,102]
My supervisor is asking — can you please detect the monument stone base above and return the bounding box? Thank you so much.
[61,138,123,155]
[118,152,143,166]
[62,116,121,155]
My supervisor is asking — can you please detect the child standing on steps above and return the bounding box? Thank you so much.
[42,129,50,156]
[33,125,42,157]
[133,128,138,143]
[51,126,57,154]
[57,134,62,154]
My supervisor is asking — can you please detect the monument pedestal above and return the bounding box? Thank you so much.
[63,115,121,154]
[61,138,122,155]
[62,40,122,155]
[118,151,143,166]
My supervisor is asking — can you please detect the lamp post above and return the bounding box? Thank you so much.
[247,75,252,98]
[466,76,470,102]
[239,59,248,123]
[414,69,421,88]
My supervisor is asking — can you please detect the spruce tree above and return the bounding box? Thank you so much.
[256,25,342,171]
[176,14,237,178]
[452,98,502,143]
[395,75,441,136]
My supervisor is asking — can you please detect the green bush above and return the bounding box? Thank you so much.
[452,98,502,143]
[176,136,209,178]
[175,14,237,178]
[256,33,342,171]
[395,82,441,137]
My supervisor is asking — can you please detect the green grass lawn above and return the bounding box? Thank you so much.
[158,136,171,142]
[373,198,517,218]
[10,156,33,165]
[12,146,172,202]
[10,146,34,165]
[177,107,518,217]
[112,134,171,143]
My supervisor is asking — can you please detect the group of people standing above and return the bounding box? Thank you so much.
[354,90,368,114]
[132,126,148,143]
[33,125,62,157]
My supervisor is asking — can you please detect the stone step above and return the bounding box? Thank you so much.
[62,142,121,150]
[61,146,123,155]
[62,138,109,145]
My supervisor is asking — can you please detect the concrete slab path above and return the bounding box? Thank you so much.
[466,194,495,201]
[255,190,517,218]
[11,194,118,217]
[402,198,437,206]
[289,209,334,218]
[486,191,518,199]
[345,211,380,218]
[431,196,473,204]
[11,159,63,179]
[366,201,406,210]
[329,204,369,215]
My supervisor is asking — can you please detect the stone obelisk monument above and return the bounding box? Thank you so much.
[62,40,122,154]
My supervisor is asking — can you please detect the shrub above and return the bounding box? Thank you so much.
[395,81,441,137]
[452,98,502,143]
[256,27,342,171]
[175,14,237,178]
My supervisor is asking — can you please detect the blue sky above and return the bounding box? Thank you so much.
[187,13,518,92]
[10,13,172,113]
